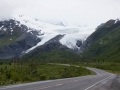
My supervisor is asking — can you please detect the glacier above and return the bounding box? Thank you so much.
[12,15,95,53]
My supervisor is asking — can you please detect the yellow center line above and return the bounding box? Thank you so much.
[34,83,63,90]
[54,84,63,86]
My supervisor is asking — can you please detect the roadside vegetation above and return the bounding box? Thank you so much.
[0,60,93,86]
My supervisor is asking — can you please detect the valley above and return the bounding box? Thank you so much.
[0,10,120,90]
[0,0,120,89]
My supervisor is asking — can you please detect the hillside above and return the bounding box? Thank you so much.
[81,19,120,62]
[22,50,81,63]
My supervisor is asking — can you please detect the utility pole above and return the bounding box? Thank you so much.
[20,59,22,70]
[13,58,16,68]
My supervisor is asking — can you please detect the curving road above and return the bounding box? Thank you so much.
[0,67,117,90]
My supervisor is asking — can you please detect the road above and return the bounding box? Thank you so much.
[0,67,117,90]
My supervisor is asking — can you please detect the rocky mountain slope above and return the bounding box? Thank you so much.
[0,15,90,59]
[0,19,41,59]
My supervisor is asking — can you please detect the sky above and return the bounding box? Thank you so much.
[0,0,120,27]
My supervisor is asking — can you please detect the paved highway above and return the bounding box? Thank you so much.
[0,67,117,90]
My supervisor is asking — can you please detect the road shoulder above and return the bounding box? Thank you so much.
[110,75,120,90]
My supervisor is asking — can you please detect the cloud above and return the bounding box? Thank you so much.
[0,1,13,20]
[0,0,120,27]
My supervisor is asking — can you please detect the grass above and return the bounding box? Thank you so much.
[0,35,19,47]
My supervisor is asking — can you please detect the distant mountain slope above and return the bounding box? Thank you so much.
[81,19,120,62]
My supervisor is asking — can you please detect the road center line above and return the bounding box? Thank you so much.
[35,83,63,90]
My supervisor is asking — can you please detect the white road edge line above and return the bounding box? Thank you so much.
[84,74,113,90]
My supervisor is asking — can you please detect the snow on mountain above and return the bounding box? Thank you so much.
[60,34,88,49]
[12,15,94,53]
[56,22,68,27]
[114,18,120,24]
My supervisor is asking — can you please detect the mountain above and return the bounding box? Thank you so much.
[80,19,120,62]
[1,14,120,62]
[0,15,90,59]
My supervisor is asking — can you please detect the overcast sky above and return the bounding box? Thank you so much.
[0,0,120,27]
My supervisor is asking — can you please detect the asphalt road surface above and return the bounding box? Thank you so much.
[0,67,117,90]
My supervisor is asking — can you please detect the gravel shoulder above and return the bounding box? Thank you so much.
[110,75,120,90]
